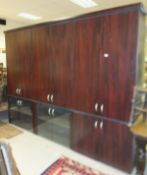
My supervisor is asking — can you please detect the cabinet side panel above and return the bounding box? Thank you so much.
[135,12,146,87]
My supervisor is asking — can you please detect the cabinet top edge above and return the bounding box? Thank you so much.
[5,3,146,33]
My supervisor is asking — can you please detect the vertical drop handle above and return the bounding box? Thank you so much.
[47,94,50,102]
[100,104,104,113]
[99,121,104,130]
[48,108,51,116]
[18,88,21,95]
[50,94,54,103]
[16,88,19,95]
[51,109,55,116]
[94,103,99,112]
[94,121,98,128]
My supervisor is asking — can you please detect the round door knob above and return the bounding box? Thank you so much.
[104,53,109,58]
[17,100,23,106]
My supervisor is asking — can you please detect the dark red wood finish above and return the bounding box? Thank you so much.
[6,29,32,98]
[5,4,146,173]
[6,4,145,122]
[6,32,19,96]
[70,114,133,172]
[31,26,53,102]
[72,17,102,114]
[50,23,74,108]
[31,23,74,107]
[72,10,145,121]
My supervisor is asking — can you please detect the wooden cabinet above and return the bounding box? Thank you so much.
[70,114,133,172]
[5,4,145,121]
[5,3,146,173]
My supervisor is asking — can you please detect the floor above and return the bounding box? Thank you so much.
[0,101,147,175]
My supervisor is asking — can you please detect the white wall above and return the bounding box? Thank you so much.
[0,19,25,67]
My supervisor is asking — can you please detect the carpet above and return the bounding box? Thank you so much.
[42,156,107,175]
[0,121,22,139]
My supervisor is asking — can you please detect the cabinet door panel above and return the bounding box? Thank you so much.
[70,114,133,173]
[16,29,32,98]
[70,114,96,157]
[101,12,139,121]
[6,32,20,96]
[94,120,133,172]
[72,18,102,113]
[6,29,32,98]
[50,23,74,108]
[31,26,53,102]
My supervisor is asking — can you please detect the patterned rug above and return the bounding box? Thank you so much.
[42,156,107,175]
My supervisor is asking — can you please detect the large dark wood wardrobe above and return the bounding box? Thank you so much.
[5,3,146,173]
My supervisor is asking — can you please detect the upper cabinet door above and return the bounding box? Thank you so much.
[49,23,74,108]
[101,12,140,121]
[31,26,53,102]
[6,29,32,98]
[6,32,19,96]
[72,17,103,114]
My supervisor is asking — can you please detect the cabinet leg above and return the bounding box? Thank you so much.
[7,97,12,123]
[134,138,147,175]
[31,103,37,134]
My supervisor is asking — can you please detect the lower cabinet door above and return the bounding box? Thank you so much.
[70,113,133,173]
[8,96,34,132]
[70,114,98,158]
[94,119,133,173]
[37,103,71,147]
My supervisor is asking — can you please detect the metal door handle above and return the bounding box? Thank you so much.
[51,109,55,116]
[47,94,50,102]
[16,88,19,95]
[99,121,103,130]
[100,104,104,113]
[94,121,98,128]
[48,108,51,116]
[18,88,21,95]
[50,94,54,103]
[94,103,99,112]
